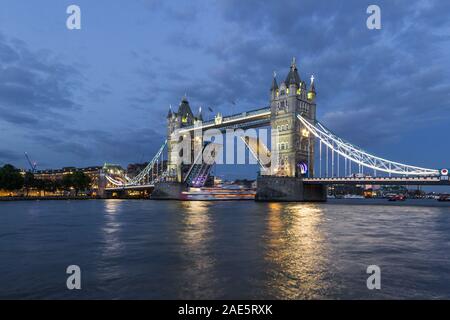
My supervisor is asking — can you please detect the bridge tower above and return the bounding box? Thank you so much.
[166,96,202,183]
[167,96,194,182]
[256,58,325,201]
[269,58,317,178]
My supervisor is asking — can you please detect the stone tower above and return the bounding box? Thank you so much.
[166,96,201,182]
[269,58,317,178]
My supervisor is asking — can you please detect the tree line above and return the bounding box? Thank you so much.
[0,164,92,196]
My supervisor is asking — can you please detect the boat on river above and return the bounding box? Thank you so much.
[180,187,256,201]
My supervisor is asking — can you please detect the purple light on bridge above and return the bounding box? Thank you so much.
[192,175,207,187]
[297,162,308,175]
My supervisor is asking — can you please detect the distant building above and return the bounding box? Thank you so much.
[34,166,103,189]
[102,163,125,176]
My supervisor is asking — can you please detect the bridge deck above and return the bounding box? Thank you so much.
[303,177,450,186]
[105,184,155,192]
[178,107,271,133]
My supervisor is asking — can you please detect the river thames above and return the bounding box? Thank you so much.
[0,199,449,299]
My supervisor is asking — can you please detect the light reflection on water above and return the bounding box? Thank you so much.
[98,200,125,283]
[104,199,122,215]
[265,203,335,299]
[175,201,220,299]
[0,199,449,299]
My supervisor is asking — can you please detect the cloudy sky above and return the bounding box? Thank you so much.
[0,0,449,178]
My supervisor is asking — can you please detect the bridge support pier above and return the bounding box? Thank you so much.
[256,176,327,202]
[150,182,187,200]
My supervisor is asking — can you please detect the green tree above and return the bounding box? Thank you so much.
[43,179,57,195]
[61,172,91,196]
[23,172,35,196]
[33,179,59,196]
[0,164,24,192]
[53,179,62,194]
[71,171,91,196]
[62,174,73,193]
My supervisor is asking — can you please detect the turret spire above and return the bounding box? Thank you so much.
[197,106,203,121]
[271,71,278,91]
[308,75,316,100]
[285,57,301,85]
[177,96,194,124]
[309,75,316,93]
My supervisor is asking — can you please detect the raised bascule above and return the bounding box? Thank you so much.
[104,58,449,201]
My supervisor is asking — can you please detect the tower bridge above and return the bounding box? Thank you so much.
[104,58,449,201]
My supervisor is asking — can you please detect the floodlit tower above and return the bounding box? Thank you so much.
[167,97,197,182]
[270,58,317,177]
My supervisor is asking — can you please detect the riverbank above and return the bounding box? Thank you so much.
[0,196,101,201]
[0,195,155,201]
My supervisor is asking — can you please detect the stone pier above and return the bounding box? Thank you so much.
[255,176,327,202]
[150,182,187,200]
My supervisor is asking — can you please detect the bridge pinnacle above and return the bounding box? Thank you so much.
[286,57,301,85]
[197,106,203,121]
[308,75,316,100]
[271,71,279,91]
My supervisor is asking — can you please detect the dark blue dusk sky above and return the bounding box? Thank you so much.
[0,0,449,178]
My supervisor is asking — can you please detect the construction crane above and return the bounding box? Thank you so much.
[24,152,38,173]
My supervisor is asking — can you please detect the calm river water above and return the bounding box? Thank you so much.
[0,199,449,299]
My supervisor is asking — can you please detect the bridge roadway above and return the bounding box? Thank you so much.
[105,176,449,193]
[178,107,271,133]
[105,184,154,192]
[303,176,450,186]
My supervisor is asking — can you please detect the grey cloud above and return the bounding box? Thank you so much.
[87,84,113,103]
[203,0,450,147]
[0,149,22,164]
[32,125,165,167]
[129,0,450,153]
[0,34,82,127]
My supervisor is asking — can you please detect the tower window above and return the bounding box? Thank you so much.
[300,102,308,114]
[277,142,288,150]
